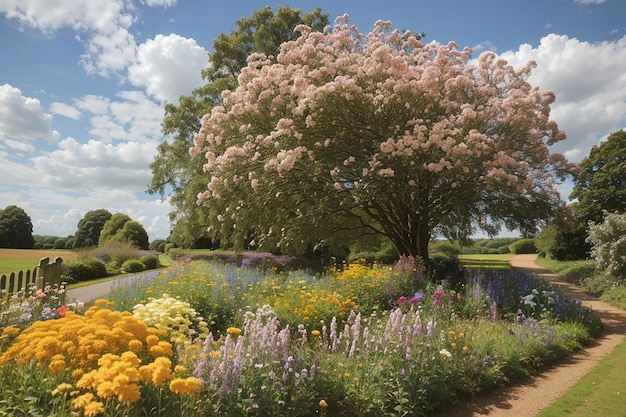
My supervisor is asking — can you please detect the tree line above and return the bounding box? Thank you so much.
[0,207,150,251]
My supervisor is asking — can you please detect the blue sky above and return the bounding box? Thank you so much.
[1,0,625,240]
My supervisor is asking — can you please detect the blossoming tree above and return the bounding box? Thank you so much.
[190,16,574,263]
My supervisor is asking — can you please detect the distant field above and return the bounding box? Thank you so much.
[0,249,77,276]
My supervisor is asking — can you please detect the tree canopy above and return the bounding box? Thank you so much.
[74,209,112,248]
[190,16,574,262]
[0,205,34,249]
[570,130,626,224]
[99,213,149,250]
[148,6,329,248]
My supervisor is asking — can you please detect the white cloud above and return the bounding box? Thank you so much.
[573,0,607,4]
[0,84,60,141]
[80,26,138,76]
[498,34,626,162]
[75,91,164,143]
[0,0,180,78]
[33,137,157,190]
[142,0,177,7]
[50,102,82,120]
[128,34,208,103]
[0,0,128,33]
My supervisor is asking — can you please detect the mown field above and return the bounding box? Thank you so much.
[0,249,77,276]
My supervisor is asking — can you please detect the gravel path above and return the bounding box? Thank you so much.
[442,254,626,416]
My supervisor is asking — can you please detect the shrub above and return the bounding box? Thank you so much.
[121,259,145,273]
[139,254,159,270]
[87,240,141,267]
[498,245,511,254]
[431,241,461,256]
[588,212,626,279]
[429,253,462,285]
[62,258,107,281]
[509,239,537,254]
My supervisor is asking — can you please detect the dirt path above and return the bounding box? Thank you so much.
[442,254,626,417]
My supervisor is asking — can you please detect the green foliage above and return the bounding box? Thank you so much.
[138,254,159,270]
[509,238,537,254]
[62,258,107,281]
[121,259,145,273]
[149,6,329,248]
[430,240,461,256]
[0,205,34,249]
[149,239,168,252]
[536,206,590,261]
[73,208,112,248]
[588,212,626,279]
[571,130,626,224]
[428,252,462,284]
[99,213,150,249]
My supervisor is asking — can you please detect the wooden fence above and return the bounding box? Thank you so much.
[0,257,63,296]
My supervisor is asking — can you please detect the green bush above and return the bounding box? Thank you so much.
[431,241,460,256]
[62,258,107,281]
[498,245,511,254]
[509,239,537,254]
[428,253,462,285]
[121,259,145,273]
[139,254,159,270]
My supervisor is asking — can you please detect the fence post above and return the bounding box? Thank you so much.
[35,257,49,289]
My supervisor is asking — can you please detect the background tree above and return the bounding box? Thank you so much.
[0,205,34,249]
[74,209,112,248]
[570,130,626,224]
[148,6,328,248]
[98,214,149,249]
[191,17,574,264]
[536,205,590,260]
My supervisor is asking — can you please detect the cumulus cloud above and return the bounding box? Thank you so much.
[0,0,175,77]
[128,34,208,103]
[33,137,157,190]
[498,34,626,162]
[50,102,82,120]
[0,84,60,141]
[75,91,164,143]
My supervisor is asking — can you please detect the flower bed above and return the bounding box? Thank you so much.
[0,258,601,416]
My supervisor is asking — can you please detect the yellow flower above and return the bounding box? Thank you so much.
[311,330,321,337]
[128,339,143,353]
[175,365,187,374]
[83,401,105,417]
[226,327,242,336]
[0,326,19,339]
[170,377,202,394]
[319,399,328,408]
[209,350,222,359]
[51,382,74,396]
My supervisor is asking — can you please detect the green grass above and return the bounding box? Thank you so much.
[0,249,77,276]
[539,337,626,417]
[458,253,513,270]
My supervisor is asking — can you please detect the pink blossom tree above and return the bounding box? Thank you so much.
[190,15,575,264]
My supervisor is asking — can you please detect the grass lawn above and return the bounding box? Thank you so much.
[458,253,513,270]
[0,248,77,276]
[538,337,626,417]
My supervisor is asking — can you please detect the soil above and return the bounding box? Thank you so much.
[440,254,626,417]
